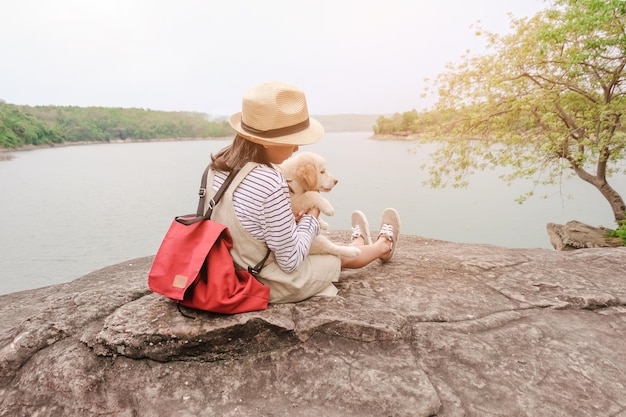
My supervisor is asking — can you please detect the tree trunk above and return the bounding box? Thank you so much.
[570,163,626,223]
[586,176,626,223]
[595,180,626,222]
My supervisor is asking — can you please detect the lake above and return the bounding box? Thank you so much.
[1,132,623,295]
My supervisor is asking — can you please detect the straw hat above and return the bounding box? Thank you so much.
[229,81,324,146]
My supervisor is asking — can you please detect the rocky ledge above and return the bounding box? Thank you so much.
[1,232,625,417]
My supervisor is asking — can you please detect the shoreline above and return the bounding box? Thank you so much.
[0,136,233,160]
[0,133,414,161]
[370,133,421,141]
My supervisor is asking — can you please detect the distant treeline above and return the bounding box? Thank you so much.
[0,101,234,148]
[372,108,534,138]
[372,109,459,137]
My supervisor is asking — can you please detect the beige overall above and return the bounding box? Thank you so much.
[207,162,341,304]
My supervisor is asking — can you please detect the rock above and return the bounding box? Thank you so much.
[1,232,626,417]
[546,220,623,250]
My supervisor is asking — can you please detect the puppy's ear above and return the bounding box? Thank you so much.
[297,162,318,191]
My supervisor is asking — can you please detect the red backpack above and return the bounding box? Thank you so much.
[148,167,270,314]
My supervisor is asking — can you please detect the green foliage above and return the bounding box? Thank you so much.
[0,103,64,147]
[373,109,463,136]
[607,219,626,245]
[405,0,626,223]
[0,104,234,148]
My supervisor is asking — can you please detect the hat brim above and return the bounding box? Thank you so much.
[229,113,324,146]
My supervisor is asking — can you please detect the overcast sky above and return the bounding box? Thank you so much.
[1,0,547,116]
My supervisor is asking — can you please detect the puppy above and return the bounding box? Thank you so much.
[279,152,360,258]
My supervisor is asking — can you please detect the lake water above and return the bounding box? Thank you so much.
[1,132,623,295]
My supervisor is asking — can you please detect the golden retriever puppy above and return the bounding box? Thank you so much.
[279,151,360,258]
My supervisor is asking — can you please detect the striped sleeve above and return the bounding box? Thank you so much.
[214,165,320,273]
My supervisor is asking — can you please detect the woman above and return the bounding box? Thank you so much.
[206,81,400,303]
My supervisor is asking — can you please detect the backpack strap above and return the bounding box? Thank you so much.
[248,248,271,277]
[196,163,271,277]
[196,166,239,219]
[176,168,239,226]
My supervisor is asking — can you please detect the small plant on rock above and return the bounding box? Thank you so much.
[607,220,626,246]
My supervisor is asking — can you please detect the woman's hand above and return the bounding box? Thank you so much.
[295,207,321,223]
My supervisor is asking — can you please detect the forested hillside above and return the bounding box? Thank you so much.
[0,101,233,148]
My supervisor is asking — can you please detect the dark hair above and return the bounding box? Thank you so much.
[210,135,272,171]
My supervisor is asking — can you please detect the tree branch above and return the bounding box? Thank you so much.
[555,102,584,141]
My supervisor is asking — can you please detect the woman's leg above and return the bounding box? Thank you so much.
[340,236,391,268]
[340,209,400,269]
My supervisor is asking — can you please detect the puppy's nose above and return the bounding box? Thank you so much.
[334,178,338,185]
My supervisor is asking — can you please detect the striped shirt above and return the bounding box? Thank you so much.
[212,164,320,273]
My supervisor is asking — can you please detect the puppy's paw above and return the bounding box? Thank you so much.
[319,201,335,217]
[340,246,361,258]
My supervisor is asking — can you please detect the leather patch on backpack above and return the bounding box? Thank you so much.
[172,275,188,289]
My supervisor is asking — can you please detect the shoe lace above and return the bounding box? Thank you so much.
[379,224,394,241]
[351,225,362,240]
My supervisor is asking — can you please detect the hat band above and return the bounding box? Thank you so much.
[241,118,310,139]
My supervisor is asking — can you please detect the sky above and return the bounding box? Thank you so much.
[1,0,548,117]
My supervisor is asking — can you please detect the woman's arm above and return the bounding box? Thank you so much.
[229,166,319,273]
[261,181,319,273]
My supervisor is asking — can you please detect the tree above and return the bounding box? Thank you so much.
[0,102,63,147]
[420,0,626,223]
